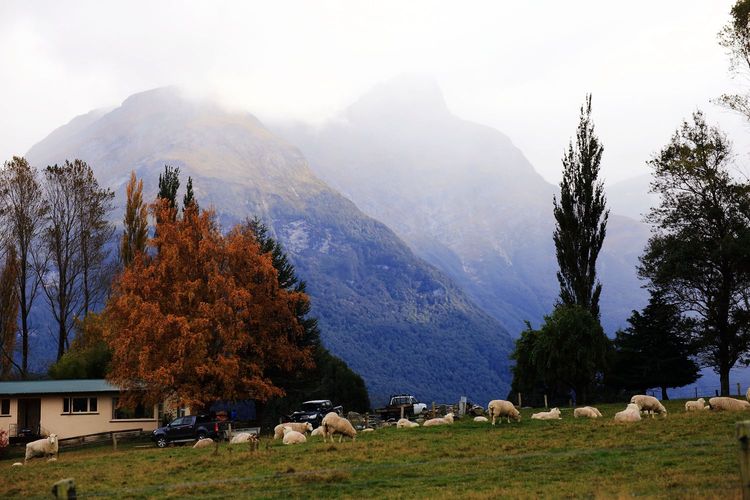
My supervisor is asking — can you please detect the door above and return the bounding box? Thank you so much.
[167,416,195,440]
[17,398,41,436]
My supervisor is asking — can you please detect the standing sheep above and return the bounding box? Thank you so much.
[709,397,750,411]
[273,422,313,440]
[614,403,642,423]
[397,418,420,428]
[487,400,521,425]
[685,398,707,412]
[630,395,667,418]
[321,412,357,443]
[573,406,602,418]
[531,408,561,420]
[282,427,307,445]
[24,434,58,463]
[422,413,455,427]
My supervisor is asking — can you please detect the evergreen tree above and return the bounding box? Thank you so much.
[157,165,180,209]
[609,290,699,400]
[553,95,609,319]
[182,176,198,212]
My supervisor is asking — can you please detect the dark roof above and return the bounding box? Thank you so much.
[0,379,121,396]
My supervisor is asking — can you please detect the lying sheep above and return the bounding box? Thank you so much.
[230,432,257,444]
[273,422,313,440]
[473,416,489,423]
[487,400,521,425]
[310,426,326,437]
[193,438,214,448]
[397,418,420,428]
[709,397,750,411]
[685,398,707,412]
[12,462,23,467]
[614,403,642,423]
[573,406,602,418]
[25,434,58,463]
[630,395,667,418]
[282,427,307,445]
[531,408,561,420]
[362,428,375,433]
[423,412,455,427]
[322,412,357,443]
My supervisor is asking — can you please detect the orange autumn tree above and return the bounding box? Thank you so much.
[104,201,314,409]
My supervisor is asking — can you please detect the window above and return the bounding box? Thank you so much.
[112,398,154,420]
[62,396,97,414]
[0,399,9,416]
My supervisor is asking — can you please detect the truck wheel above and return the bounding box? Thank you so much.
[197,431,206,441]
[156,436,168,448]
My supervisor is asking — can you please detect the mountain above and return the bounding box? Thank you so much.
[275,75,651,336]
[25,87,514,406]
[607,173,658,222]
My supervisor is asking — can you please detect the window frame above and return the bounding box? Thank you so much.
[0,398,10,416]
[62,396,98,415]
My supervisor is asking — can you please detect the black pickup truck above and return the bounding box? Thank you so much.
[287,400,343,428]
[152,415,230,448]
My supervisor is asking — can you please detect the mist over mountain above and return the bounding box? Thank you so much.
[25,87,514,406]
[275,75,651,336]
[607,173,658,222]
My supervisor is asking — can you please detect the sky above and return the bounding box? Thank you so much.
[1,0,749,185]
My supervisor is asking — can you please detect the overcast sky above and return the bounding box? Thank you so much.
[1,0,748,185]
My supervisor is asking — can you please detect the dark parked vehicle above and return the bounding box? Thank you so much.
[151,415,230,448]
[288,400,343,428]
[376,394,428,421]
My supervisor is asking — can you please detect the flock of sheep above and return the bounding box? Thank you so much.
[14,391,750,464]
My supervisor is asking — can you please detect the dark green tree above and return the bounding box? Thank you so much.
[553,95,609,319]
[157,165,180,210]
[639,111,750,396]
[244,217,370,425]
[48,313,111,379]
[609,290,699,400]
[182,176,198,212]
[510,305,609,404]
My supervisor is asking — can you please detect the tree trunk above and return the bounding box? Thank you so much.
[720,365,730,396]
[661,386,669,400]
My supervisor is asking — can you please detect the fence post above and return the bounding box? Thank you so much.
[739,383,742,397]
[432,402,436,418]
[737,421,750,500]
[517,393,522,408]
[365,413,369,428]
[112,432,117,451]
[717,390,720,397]
[400,405,405,420]
[695,387,698,399]
[51,478,76,499]
[544,395,548,409]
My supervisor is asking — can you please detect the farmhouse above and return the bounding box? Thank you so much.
[0,379,160,440]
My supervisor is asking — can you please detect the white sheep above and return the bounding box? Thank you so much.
[282,427,307,445]
[310,426,326,437]
[25,434,58,463]
[709,397,750,411]
[12,462,23,467]
[685,398,707,412]
[573,406,602,418]
[321,412,357,443]
[531,408,561,420]
[273,422,313,440]
[230,432,259,444]
[487,400,521,425]
[630,395,667,418]
[193,438,214,448]
[473,416,489,423]
[397,418,420,428]
[362,428,375,433]
[614,403,642,423]
[422,412,455,427]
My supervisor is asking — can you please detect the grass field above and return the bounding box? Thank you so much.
[2,399,745,498]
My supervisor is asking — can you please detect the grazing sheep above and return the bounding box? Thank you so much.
[24,434,58,463]
[397,418,420,428]
[709,397,750,411]
[423,412,455,427]
[614,403,642,423]
[310,426,326,437]
[193,438,214,448]
[282,427,307,445]
[531,408,561,420]
[573,406,602,418]
[630,395,667,418]
[487,400,521,425]
[321,412,357,443]
[273,422,313,440]
[685,398,707,412]
[473,416,489,423]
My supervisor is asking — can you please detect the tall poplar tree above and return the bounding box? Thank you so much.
[120,171,148,267]
[553,94,609,319]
